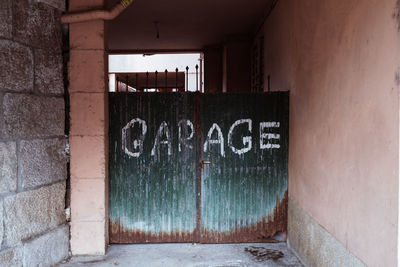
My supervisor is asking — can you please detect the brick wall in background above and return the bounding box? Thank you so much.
[0,0,68,266]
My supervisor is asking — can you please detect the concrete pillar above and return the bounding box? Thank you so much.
[69,0,109,255]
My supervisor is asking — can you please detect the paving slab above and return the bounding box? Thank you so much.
[58,243,303,267]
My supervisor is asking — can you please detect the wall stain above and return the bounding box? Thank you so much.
[393,0,400,31]
[395,71,400,86]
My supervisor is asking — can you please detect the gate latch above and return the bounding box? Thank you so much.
[200,160,212,169]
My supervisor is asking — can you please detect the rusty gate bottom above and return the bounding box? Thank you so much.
[110,191,288,243]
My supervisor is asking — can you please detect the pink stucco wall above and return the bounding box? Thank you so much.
[262,0,400,266]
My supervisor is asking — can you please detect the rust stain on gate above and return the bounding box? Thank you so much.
[110,190,287,243]
[200,191,288,243]
[110,219,194,243]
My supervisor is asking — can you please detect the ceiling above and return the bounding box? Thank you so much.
[106,0,275,53]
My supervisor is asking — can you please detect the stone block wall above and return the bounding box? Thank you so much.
[0,0,68,266]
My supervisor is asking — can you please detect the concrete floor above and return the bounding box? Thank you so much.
[58,243,303,267]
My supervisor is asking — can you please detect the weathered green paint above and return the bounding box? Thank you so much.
[109,93,198,243]
[109,92,289,243]
[200,93,289,242]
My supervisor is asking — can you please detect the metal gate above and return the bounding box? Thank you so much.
[109,92,289,243]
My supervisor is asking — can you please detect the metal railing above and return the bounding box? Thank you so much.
[110,65,203,93]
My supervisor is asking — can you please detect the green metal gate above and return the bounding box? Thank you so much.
[109,92,289,243]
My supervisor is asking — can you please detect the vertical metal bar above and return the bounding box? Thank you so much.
[165,69,168,90]
[123,74,129,241]
[175,68,178,91]
[186,66,189,92]
[116,77,120,92]
[195,64,199,92]
[194,92,202,243]
[136,73,139,92]
[146,71,149,91]
[199,54,203,92]
[155,70,158,92]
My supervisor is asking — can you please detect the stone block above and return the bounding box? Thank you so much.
[4,182,66,245]
[35,49,64,95]
[36,0,66,11]
[71,221,106,255]
[69,50,106,93]
[23,225,69,266]
[13,0,62,51]
[70,93,107,136]
[0,40,33,92]
[70,20,105,50]
[0,0,12,39]
[0,247,22,267]
[2,94,64,138]
[70,136,106,179]
[71,178,105,222]
[0,142,17,194]
[20,138,67,190]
